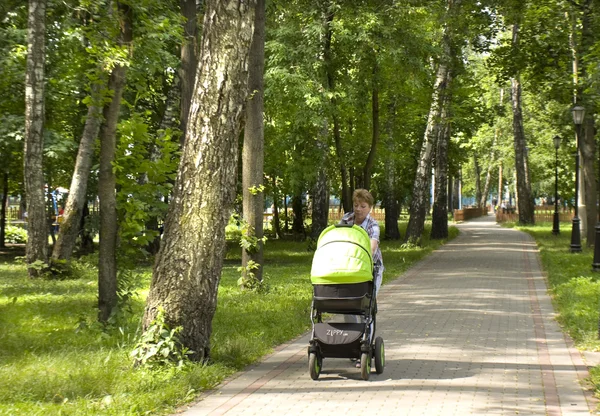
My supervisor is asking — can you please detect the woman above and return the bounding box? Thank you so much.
[339,188,384,294]
[340,189,384,368]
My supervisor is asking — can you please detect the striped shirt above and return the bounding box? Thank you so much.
[339,212,383,269]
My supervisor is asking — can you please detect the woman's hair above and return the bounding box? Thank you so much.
[352,188,374,207]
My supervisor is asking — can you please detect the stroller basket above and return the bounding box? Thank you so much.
[313,282,372,313]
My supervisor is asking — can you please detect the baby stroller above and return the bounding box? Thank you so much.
[307,224,385,380]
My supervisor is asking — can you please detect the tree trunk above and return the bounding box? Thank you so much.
[473,154,482,208]
[142,0,255,361]
[0,171,7,248]
[291,193,304,236]
[583,116,597,245]
[431,97,451,240]
[51,83,103,263]
[271,177,282,239]
[498,163,503,208]
[575,0,596,245]
[98,2,132,322]
[24,0,47,277]
[405,1,456,244]
[308,1,332,237]
[241,0,265,284]
[363,62,379,191]
[311,152,329,239]
[179,0,199,146]
[383,101,400,240]
[511,25,534,225]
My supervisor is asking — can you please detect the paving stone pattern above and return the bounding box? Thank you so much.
[180,216,597,416]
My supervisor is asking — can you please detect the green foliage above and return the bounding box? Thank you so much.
[130,308,193,368]
[115,113,179,260]
[4,225,27,244]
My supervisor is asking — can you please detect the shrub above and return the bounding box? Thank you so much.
[5,225,27,244]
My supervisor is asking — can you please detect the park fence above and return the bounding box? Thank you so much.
[495,205,572,223]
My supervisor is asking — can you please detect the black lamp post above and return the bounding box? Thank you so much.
[552,135,561,235]
[571,105,585,253]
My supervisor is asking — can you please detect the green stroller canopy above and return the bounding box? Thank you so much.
[310,224,374,285]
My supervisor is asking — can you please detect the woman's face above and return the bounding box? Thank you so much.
[353,199,371,224]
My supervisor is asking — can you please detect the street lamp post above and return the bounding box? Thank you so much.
[552,135,561,235]
[571,105,585,253]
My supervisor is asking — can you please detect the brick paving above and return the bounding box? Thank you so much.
[179,215,597,416]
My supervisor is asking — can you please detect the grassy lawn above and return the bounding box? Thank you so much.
[510,221,600,396]
[0,222,458,416]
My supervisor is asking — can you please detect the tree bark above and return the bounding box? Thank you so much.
[0,171,8,248]
[405,0,457,244]
[142,0,255,361]
[431,97,451,240]
[241,0,265,284]
[473,154,482,208]
[583,116,596,245]
[511,24,534,225]
[311,145,330,239]
[576,0,596,245]
[291,193,305,236]
[51,83,103,263]
[24,0,47,277]
[179,0,199,146]
[383,102,400,240]
[98,2,132,322]
[363,62,379,191]
[309,0,332,237]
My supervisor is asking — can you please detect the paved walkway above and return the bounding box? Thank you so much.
[180,215,597,416]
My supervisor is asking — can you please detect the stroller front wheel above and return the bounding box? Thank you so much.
[374,336,385,374]
[360,352,371,380]
[309,352,322,380]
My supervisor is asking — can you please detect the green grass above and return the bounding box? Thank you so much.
[512,221,600,398]
[0,222,458,415]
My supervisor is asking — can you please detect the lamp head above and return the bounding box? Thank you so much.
[572,106,586,125]
[553,135,561,149]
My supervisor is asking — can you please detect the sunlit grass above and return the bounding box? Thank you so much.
[0,221,457,415]
[513,221,600,398]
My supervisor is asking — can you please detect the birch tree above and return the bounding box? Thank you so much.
[142,0,255,360]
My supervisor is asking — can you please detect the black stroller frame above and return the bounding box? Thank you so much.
[307,278,384,380]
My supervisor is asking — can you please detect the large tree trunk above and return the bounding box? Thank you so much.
[405,0,458,244]
[98,2,132,322]
[179,0,199,145]
[241,0,265,284]
[511,25,534,225]
[142,0,255,361]
[24,0,47,277]
[51,83,103,263]
[431,97,451,240]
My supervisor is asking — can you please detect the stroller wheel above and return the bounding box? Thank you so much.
[360,352,371,380]
[374,337,385,374]
[309,352,322,380]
